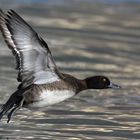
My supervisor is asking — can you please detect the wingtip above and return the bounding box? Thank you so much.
[0,9,4,17]
[0,9,15,16]
[7,10,14,17]
[7,9,18,17]
[10,9,15,13]
[0,9,7,21]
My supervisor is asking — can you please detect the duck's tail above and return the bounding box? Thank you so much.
[0,90,24,123]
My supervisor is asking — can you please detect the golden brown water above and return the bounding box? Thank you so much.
[0,1,140,139]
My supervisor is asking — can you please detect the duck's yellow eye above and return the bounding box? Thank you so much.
[103,78,106,82]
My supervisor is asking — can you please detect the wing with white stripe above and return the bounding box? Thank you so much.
[0,9,61,85]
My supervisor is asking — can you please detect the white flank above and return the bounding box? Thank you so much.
[30,90,75,107]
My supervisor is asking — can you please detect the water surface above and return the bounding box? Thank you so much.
[0,1,140,140]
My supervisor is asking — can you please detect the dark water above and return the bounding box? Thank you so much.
[0,1,140,140]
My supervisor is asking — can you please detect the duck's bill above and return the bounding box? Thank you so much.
[108,82,121,89]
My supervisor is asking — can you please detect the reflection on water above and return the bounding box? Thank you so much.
[0,1,140,140]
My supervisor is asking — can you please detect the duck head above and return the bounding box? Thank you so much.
[85,76,121,89]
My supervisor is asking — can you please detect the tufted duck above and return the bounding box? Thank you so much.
[0,9,121,123]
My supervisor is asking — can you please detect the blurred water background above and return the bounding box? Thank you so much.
[0,0,140,139]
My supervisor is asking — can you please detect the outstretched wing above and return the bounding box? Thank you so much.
[0,9,61,85]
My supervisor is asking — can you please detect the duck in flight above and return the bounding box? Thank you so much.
[0,9,121,123]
